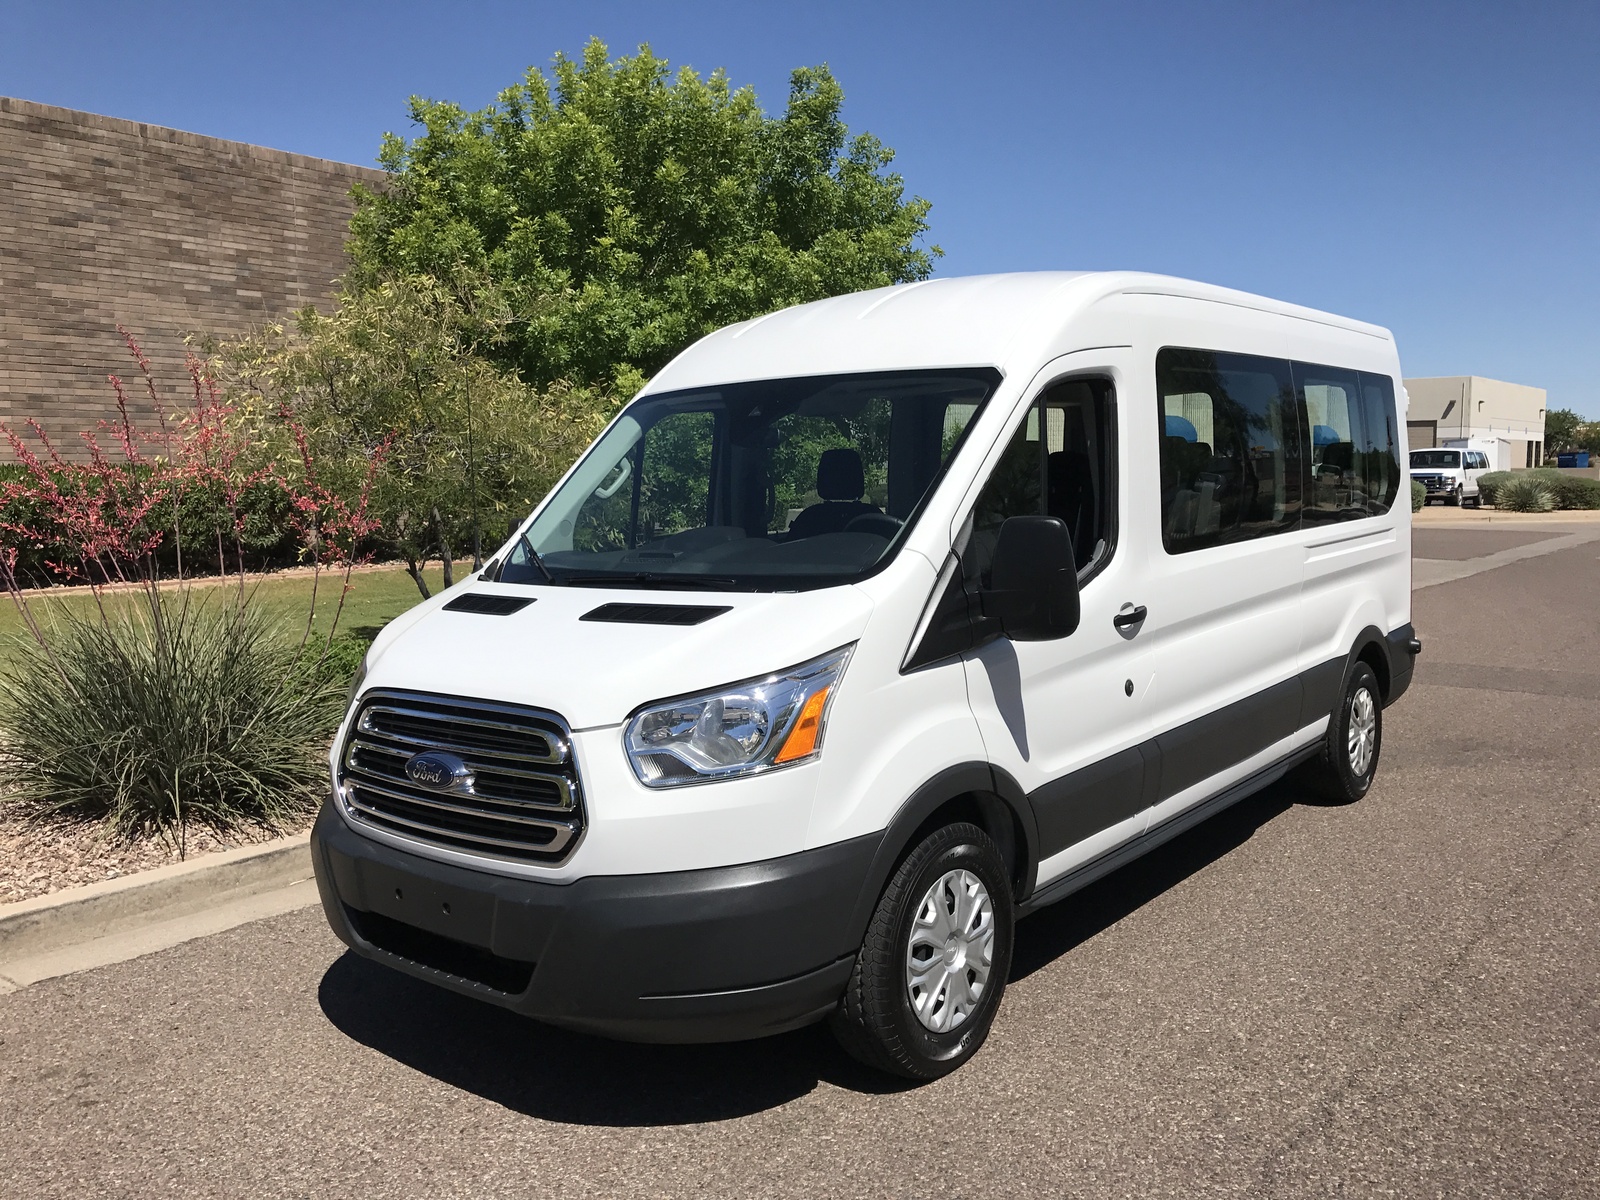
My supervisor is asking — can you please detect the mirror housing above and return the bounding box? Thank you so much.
[980,515,1080,641]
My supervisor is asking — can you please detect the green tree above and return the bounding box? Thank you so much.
[346,39,940,393]
[1544,407,1586,454]
[218,274,610,599]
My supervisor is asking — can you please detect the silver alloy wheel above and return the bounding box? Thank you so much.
[905,868,996,1033]
[1348,686,1377,777]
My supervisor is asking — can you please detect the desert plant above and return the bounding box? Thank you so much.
[1480,468,1600,511]
[1495,475,1555,512]
[1475,470,1514,506]
[0,595,342,844]
[1410,479,1425,512]
[0,331,383,847]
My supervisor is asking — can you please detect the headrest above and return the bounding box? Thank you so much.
[1164,415,1198,442]
[816,448,865,501]
[1312,424,1340,447]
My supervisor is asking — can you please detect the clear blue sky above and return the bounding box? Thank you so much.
[5,0,1596,415]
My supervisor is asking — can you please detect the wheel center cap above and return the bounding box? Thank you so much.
[943,935,966,969]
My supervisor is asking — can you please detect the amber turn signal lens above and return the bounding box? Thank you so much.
[773,685,831,764]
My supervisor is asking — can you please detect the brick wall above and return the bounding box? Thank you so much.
[0,96,384,458]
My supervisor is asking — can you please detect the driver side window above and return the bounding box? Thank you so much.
[964,378,1116,583]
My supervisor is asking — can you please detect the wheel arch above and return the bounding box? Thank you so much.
[844,763,1040,949]
[1348,623,1393,701]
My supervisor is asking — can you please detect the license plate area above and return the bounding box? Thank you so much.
[353,856,497,948]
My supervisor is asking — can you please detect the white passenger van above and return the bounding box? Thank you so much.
[313,272,1421,1080]
[1409,446,1488,506]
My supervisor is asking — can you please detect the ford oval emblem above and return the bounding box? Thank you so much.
[405,750,473,792]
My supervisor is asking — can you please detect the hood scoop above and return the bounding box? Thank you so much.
[443,593,535,616]
[580,602,731,626]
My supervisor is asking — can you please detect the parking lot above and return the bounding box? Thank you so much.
[3,517,1597,1198]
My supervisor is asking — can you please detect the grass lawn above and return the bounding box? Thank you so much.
[0,562,460,665]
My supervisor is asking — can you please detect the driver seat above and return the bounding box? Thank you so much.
[787,448,880,539]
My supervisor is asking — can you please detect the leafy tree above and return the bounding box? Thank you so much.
[346,39,940,393]
[218,274,610,599]
[1544,407,1586,454]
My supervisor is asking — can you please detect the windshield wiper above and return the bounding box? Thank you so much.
[557,572,751,591]
[494,533,556,585]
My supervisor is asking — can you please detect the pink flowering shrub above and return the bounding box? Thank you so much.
[0,331,388,846]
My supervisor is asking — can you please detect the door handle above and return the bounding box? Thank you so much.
[1113,605,1148,630]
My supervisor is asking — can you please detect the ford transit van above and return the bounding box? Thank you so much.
[312,272,1420,1080]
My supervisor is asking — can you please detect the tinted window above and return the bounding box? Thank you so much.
[1158,349,1300,552]
[1298,362,1367,523]
[1356,372,1401,513]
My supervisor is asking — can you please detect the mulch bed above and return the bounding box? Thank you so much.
[0,806,311,905]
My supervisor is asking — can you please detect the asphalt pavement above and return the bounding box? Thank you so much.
[2,524,1597,1198]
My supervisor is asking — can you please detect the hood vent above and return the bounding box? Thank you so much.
[580,602,731,626]
[443,593,534,616]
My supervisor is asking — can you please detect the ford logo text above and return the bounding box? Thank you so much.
[404,750,474,793]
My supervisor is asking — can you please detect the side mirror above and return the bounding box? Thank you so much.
[981,515,1080,640]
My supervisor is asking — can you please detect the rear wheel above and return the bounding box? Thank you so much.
[830,822,1013,1080]
[1302,661,1383,803]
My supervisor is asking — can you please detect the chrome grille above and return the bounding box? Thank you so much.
[338,690,583,864]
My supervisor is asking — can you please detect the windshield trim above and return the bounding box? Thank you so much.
[505,367,1004,594]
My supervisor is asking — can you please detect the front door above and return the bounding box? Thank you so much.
[958,350,1158,888]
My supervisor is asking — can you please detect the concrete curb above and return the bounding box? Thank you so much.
[0,832,313,963]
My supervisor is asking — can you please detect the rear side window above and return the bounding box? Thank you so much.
[1157,349,1300,552]
[1301,363,1401,521]
[1357,373,1401,512]
[1300,362,1365,523]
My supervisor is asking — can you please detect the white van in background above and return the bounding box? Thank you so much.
[313,272,1420,1080]
[1410,446,1489,506]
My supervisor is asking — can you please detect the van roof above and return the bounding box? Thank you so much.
[646,271,1395,394]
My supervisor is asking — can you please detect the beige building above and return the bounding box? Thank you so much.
[1403,376,1546,469]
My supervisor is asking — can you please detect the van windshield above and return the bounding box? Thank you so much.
[503,369,1000,591]
[1410,450,1461,469]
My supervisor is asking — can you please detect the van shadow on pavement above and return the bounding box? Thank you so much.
[319,779,1301,1125]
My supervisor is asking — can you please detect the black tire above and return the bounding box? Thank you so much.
[830,822,1014,1080]
[1448,484,1463,507]
[1303,660,1383,803]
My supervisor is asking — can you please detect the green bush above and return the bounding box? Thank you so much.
[1476,470,1514,506]
[1410,479,1426,512]
[1546,473,1600,510]
[1480,468,1600,511]
[0,593,343,843]
[1495,475,1555,513]
[0,462,309,585]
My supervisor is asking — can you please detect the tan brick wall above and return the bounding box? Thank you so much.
[0,96,384,458]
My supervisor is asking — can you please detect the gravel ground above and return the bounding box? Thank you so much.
[0,808,310,903]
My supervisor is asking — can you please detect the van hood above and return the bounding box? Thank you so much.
[360,583,877,730]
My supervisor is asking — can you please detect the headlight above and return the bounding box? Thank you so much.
[625,646,854,788]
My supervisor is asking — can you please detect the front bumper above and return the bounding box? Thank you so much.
[311,802,881,1043]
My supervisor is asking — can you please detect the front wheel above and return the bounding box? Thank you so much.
[830,822,1014,1080]
[1448,484,1463,506]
